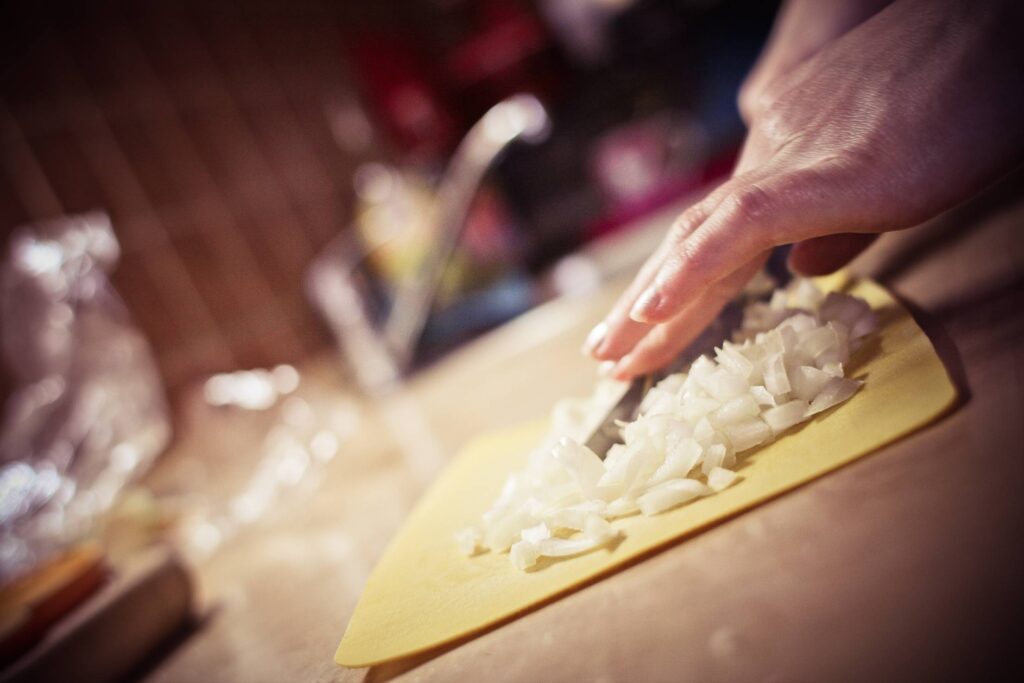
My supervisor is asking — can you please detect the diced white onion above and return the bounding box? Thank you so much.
[454,527,482,556]
[552,437,606,499]
[521,522,551,544]
[713,394,761,426]
[510,540,540,570]
[638,479,711,516]
[648,438,703,485]
[790,365,831,402]
[806,377,863,417]
[467,278,876,570]
[762,399,810,434]
[722,418,771,452]
[707,467,739,492]
[701,443,728,475]
[763,352,791,397]
[750,385,776,407]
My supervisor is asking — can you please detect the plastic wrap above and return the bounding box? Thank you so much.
[0,212,171,583]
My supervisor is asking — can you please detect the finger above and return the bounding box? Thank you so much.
[787,233,879,275]
[586,196,717,360]
[586,177,746,361]
[610,256,766,379]
[629,170,829,324]
[584,237,672,359]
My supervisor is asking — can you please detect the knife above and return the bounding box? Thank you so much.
[582,254,792,459]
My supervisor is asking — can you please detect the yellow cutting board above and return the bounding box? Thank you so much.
[335,275,957,667]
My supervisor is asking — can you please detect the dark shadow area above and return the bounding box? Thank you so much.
[117,608,215,683]
[871,164,1024,284]
[890,291,972,409]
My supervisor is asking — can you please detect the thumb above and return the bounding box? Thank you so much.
[788,233,878,276]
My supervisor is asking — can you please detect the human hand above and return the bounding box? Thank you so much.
[585,0,1024,380]
[738,0,895,125]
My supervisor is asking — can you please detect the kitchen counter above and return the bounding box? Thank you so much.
[140,168,1024,682]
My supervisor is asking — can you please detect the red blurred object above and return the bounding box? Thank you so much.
[345,2,562,161]
[347,33,460,161]
[443,1,565,120]
[444,1,548,90]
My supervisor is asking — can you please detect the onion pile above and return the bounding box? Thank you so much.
[458,278,879,570]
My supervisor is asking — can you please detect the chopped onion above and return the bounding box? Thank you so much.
[707,467,739,492]
[701,443,728,475]
[762,399,810,434]
[606,497,640,517]
[701,367,750,402]
[638,479,711,516]
[463,278,879,570]
[790,365,831,402]
[716,343,755,381]
[722,418,771,452]
[648,437,703,485]
[763,352,791,397]
[806,377,863,417]
[521,522,551,544]
[510,540,540,570]
[750,385,776,407]
[455,527,482,556]
[552,437,605,500]
[712,394,761,426]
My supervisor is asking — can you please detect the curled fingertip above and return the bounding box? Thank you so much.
[628,288,662,323]
[581,321,608,356]
[609,357,638,381]
[597,360,616,377]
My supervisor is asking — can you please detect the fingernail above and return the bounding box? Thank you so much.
[582,322,608,356]
[629,288,662,322]
[598,360,616,377]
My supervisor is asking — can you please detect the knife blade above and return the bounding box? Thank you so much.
[581,253,793,460]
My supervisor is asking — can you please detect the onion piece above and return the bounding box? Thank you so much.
[723,418,771,452]
[455,527,482,556]
[763,352,791,397]
[552,437,606,500]
[850,310,880,341]
[702,367,749,402]
[806,377,863,417]
[521,522,551,544]
[606,497,640,517]
[790,365,831,402]
[545,501,607,530]
[701,443,728,475]
[537,536,603,558]
[510,540,540,570]
[762,399,810,434]
[637,478,711,516]
[713,394,761,426]
[648,437,703,486]
[707,467,739,492]
[750,385,776,407]
[716,343,755,380]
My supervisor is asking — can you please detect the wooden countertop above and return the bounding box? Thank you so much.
[140,168,1024,682]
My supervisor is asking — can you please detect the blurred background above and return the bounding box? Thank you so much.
[0,0,778,400]
[0,0,783,678]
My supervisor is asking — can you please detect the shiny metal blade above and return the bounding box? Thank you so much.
[582,299,746,460]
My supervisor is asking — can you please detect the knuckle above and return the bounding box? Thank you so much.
[728,184,774,225]
[737,84,758,122]
[667,205,706,244]
[677,234,713,289]
[755,97,795,145]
